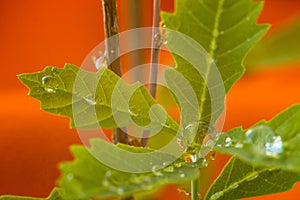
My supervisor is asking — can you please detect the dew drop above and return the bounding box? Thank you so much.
[179,172,186,178]
[83,96,96,105]
[210,151,216,161]
[209,191,224,200]
[105,171,112,177]
[129,175,142,184]
[174,162,183,168]
[128,107,138,117]
[229,182,239,189]
[102,179,110,187]
[163,165,174,173]
[44,88,57,93]
[51,67,59,74]
[220,31,224,35]
[116,187,125,195]
[246,17,250,21]
[246,171,259,181]
[224,137,232,147]
[184,153,198,163]
[152,165,163,176]
[42,75,59,88]
[110,50,115,54]
[245,125,283,156]
[182,121,219,164]
[265,136,283,157]
[161,123,171,128]
[66,173,74,181]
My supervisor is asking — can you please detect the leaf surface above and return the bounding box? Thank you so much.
[215,104,300,172]
[18,64,178,135]
[162,0,269,123]
[0,188,67,200]
[205,157,300,200]
[59,139,199,199]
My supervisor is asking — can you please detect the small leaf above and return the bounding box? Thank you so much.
[215,104,300,171]
[162,0,269,123]
[18,64,178,135]
[245,17,300,68]
[205,157,300,200]
[59,139,199,199]
[0,188,67,200]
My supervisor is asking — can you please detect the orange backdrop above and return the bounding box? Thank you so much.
[1,0,300,199]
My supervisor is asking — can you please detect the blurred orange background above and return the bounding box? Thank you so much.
[1,0,300,199]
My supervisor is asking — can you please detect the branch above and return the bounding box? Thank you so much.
[141,0,161,147]
[102,0,129,144]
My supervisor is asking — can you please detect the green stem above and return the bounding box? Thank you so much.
[191,172,200,200]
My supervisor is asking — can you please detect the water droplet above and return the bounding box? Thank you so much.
[51,67,59,74]
[184,153,198,163]
[174,162,183,168]
[210,151,216,161]
[161,123,171,128]
[128,107,138,117]
[235,142,243,148]
[102,179,110,187]
[181,121,219,165]
[83,96,96,105]
[220,31,224,35]
[209,191,224,200]
[179,172,185,178]
[229,182,239,189]
[44,88,57,93]
[66,173,74,181]
[224,137,232,147]
[211,59,217,65]
[110,50,115,54]
[162,39,168,45]
[129,175,143,184]
[246,17,250,21]
[245,125,283,156]
[152,165,163,176]
[246,171,259,181]
[199,158,208,167]
[163,165,174,173]
[42,75,59,88]
[265,136,283,157]
[177,187,190,196]
[105,171,112,177]
[116,186,125,195]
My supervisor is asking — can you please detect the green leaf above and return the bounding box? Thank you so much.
[215,104,300,172]
[245,17,300,68]
[18,64,178,135]
[162,0,269,123]
[0,188,67,200]
[59,139,199,199]
[205,157,300,200]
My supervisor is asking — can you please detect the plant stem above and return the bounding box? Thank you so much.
[191,172,200,200]
[141,0,161,147]
[102,0,129,144]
